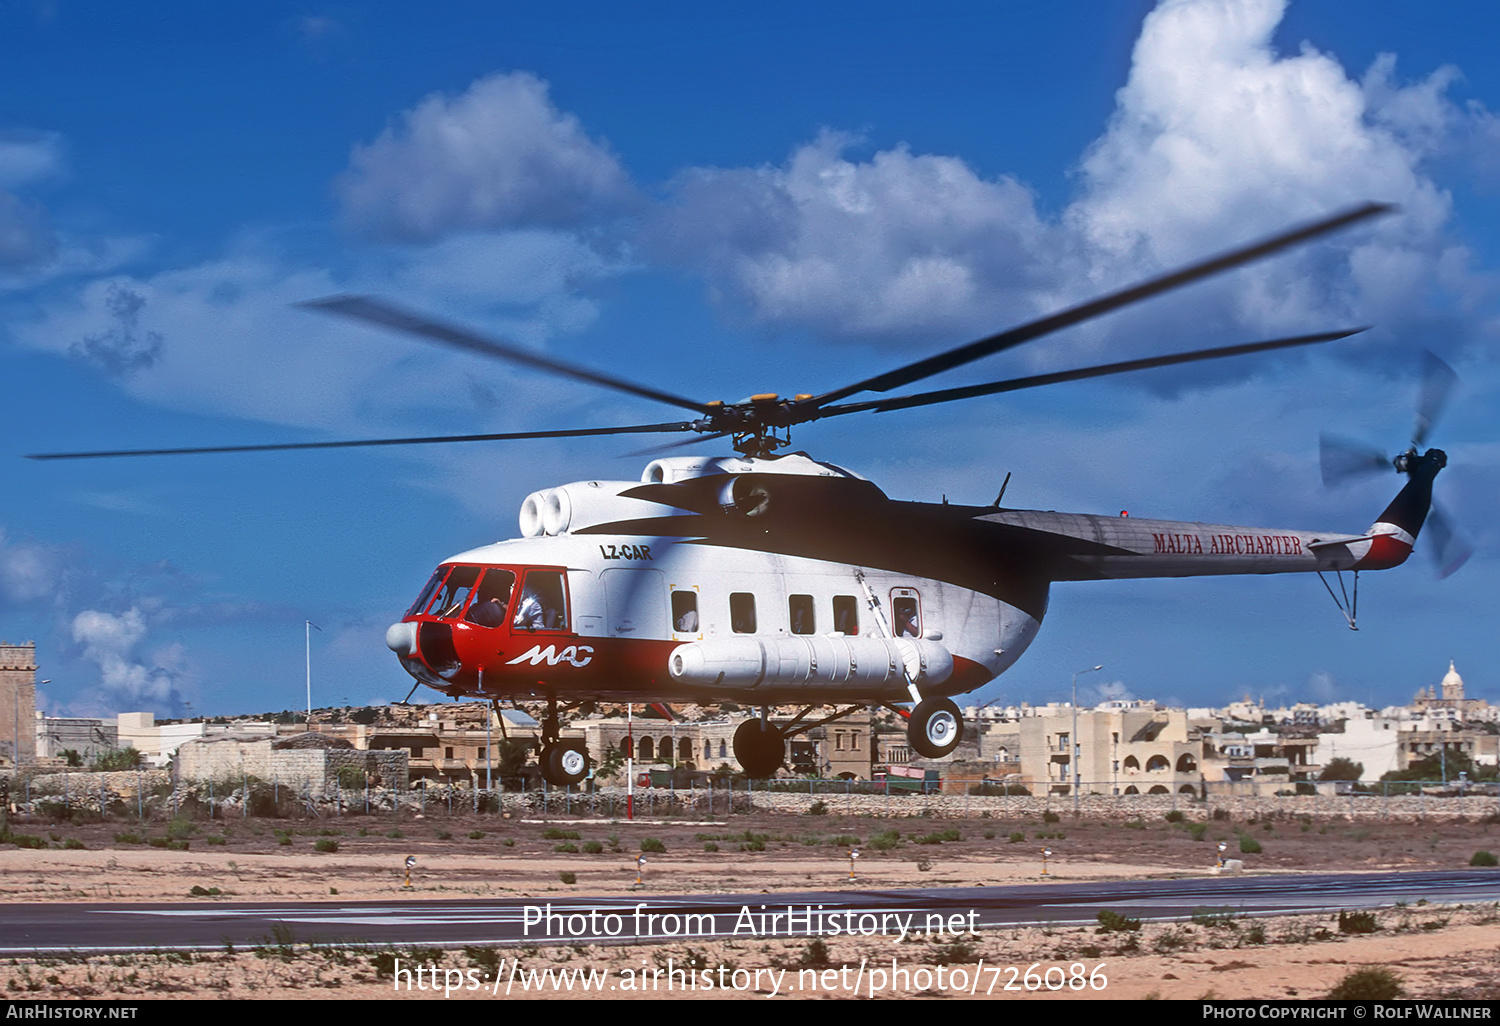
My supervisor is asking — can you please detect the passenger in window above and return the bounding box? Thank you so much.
[672,592,699,633]
[514,587,545,629]
[833,597,858,635]
[893,597,919,638]
[730,593,756,633]
[789,595,814,635]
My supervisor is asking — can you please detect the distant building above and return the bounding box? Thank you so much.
[34,713,119,765]
[573,715,741,777]
[0,641,38,766]
[359,707,540,786]
[1201,729,1319,788]
[1413,661,1490,720]
[176,731,407,794]
[1015,703,1216,796]
[1314,711,1401,779]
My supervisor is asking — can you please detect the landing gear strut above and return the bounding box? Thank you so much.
[536,698,589,786]
[732,716,785,778]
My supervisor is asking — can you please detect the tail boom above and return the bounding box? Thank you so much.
[980,450,1446,582]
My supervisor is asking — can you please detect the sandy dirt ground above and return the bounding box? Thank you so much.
[2,808,1498,1001]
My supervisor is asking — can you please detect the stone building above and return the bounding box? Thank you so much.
[359,707,539,786]
[1,641,38,767]
[1016,702,1214,796]
[573,715,741,777]
[175,731,408,795]
[34,713,119,765]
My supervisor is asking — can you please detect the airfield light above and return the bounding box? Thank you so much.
[848,848,860,881]
[636,854,647,885]
[1217,841,1228,869]
[403,854,416,889]
[1041,847,1052,877]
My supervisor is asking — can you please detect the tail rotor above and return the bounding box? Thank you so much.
[1318,350,1472,578]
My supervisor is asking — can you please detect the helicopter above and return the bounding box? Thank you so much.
[31,202,1463,785]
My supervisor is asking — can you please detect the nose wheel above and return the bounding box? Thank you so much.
[535,697,590,786]
[908,697,963,759]
[732,718,785,778]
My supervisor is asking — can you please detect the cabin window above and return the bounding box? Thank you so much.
[514,570,568,631]
[730,593,757,633]
[464,569,515,627]
[832,596,859,635]
[671,590,699,633]
[891,592,921,637]
[432,565,481,620]
[788,594,815,635]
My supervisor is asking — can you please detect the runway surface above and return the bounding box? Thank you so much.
[4,870,1496,953]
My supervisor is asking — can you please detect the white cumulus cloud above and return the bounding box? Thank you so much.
[649,0,1487,357]
[70,607,185,715]
[0,130,63,270]
[649,131,1061,342]
[0,527,62,607]
[337,72,636,241]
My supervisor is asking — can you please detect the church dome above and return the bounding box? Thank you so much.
[1440,660,1464,700]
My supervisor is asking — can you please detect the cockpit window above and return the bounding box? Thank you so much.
[431,565,481,620]
[407,568,447,617]
[514,570,568,631]
[464,569,515,627]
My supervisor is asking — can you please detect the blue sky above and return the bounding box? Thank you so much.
[2,0,1497,719]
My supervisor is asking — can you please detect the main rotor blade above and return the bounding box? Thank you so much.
[806,202,1393,410]
[26,421,697,460]
[624,431,735,458]
[811,329,1363,420]
[1414,349,1458,448]
[1318,432,1391,487]
[302,295,715,416]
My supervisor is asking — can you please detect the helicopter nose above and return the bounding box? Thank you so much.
[386,621,418,656]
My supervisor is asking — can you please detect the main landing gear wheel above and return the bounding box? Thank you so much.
[908,697,963,759]
[732,719,785,779]
[540,742,589,786]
